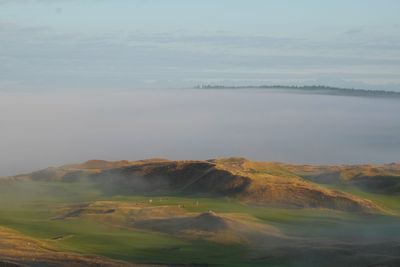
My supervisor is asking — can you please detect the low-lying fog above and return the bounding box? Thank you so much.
[1,88,399,176]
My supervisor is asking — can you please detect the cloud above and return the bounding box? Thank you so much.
[0,0,33,4]
[1,19,400,91]
[344,26,366,35]
[0,0,72,4]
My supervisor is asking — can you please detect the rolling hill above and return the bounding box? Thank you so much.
[7,157,385,213]
[1,157,400,266]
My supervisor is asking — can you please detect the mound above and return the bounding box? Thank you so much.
[55,201,186,222]
[349,175,400,194]
[54,201,282,244]
[0,227,137,267]
[279,162,400,194]
[67,160,134,170]
[133,211,282,244]
[135,211,229,233]
[5,157,387,213]
[86,158,381,212]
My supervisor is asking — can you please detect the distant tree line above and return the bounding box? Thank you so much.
[194,84,400,97]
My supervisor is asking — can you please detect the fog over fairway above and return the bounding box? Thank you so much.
[1,88,399,176]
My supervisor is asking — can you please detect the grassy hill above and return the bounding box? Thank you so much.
[1,157,400,266]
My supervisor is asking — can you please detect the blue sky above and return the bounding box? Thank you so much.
[1,0,400,90]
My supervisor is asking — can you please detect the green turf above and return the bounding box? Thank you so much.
[0,180,399,266]
[0,181,263,266]
[326,184,400,213]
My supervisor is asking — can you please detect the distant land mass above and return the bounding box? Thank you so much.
[195,84,400,98]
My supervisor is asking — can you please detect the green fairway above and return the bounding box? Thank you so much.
[0,181,260,266]
[0,180,399,266]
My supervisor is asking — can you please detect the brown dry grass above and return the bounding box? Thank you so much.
[0,226,161,267]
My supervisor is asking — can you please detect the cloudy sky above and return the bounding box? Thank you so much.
[1,0,400,91]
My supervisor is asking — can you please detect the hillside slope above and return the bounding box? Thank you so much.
[278,162,400,194]
[3,157,385,213]
[0,226,145,267]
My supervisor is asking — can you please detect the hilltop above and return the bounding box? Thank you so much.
[6,157,398,213]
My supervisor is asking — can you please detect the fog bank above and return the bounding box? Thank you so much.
[1,89,399,176]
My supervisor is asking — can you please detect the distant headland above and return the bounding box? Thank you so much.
[194,84,400,98]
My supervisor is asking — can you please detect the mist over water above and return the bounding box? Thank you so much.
[1,89,399,176]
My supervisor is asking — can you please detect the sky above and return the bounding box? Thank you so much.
[1,0,400,90]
